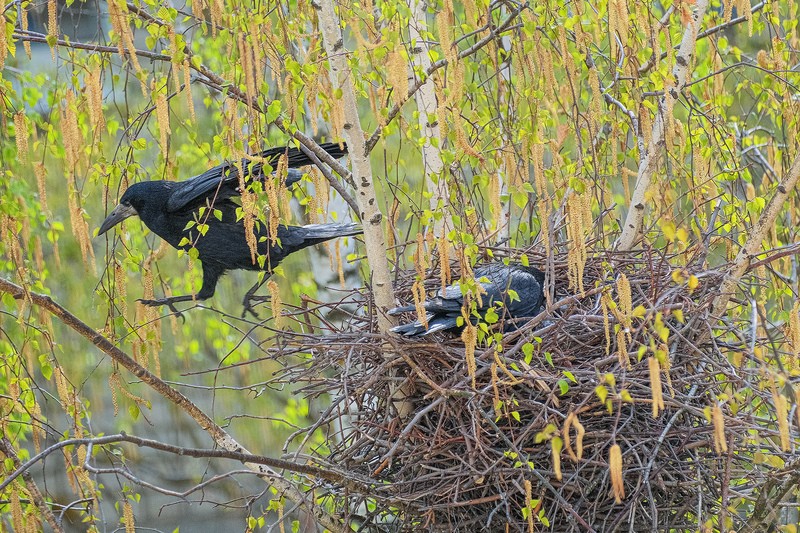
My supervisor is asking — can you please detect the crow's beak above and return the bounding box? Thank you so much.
[97,204,137,236]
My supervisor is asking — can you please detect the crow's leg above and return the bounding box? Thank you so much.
[241,273,273,318]
[138,294,200,319]
[139,263,221,317]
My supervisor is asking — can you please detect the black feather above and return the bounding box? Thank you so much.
[391,263,546,337]
[98,142,356,316]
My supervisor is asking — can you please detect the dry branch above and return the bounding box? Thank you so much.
[264,247,797,531]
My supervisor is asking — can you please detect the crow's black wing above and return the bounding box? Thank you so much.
[390,263,545,337]
[474,263,545,321]
[166,142,348,212]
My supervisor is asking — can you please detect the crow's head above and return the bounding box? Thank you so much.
[97,181,171,236]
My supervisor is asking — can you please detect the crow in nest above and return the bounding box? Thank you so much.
[98,142,360,317]
[389,262,546,336]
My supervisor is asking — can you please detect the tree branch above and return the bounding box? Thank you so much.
[711,151,800,317]
[0,438,64,533]
[0,278,349,533]
[616,0,709,251]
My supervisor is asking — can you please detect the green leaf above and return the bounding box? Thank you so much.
[266,100,282,122]
[522,342,534,364]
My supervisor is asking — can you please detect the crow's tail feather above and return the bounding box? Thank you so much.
[390,315,456,336]
[301,222,362,240]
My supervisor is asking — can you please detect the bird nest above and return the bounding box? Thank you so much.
[269,248,793,532]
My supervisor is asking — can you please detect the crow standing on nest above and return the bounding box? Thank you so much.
[390,263,546,336]
[98,142,360,317]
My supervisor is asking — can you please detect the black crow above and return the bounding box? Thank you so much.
[389,263,545,336]
[98,143,360,316]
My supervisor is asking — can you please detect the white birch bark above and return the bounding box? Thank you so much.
[616,0,709,251]
[409,0,449,235]
[316,0,396,332]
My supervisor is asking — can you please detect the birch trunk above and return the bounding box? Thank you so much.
[409,0,449,235]
[616,0,709,251]
[316,0,396,332]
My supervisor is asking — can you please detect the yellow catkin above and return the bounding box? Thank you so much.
[414,232,427,278]
[648,356,664,418]
[210,0,223,35]
[48,0,58,58]
[573,416,585,460]
[588,67,602,135]
[737,0,753,35]
[462,324,477,388]
[109,0,147,96]
[14,111,28,165]
[191,0,204,23]
[65,171,97,271]
[86,66,105,133]
[616,274,632,327]
[34,163,48,214]
[183,60,195,122]
[0,14,7,69]
[612,0,629,57]
[412,280,428,330]
[20,7,31,58]
[10,484,23,531]
[387,50,408,106]
[774,393,790,451]
[788,301,800,371]
[711,404,727,454]
[565,193,590,293]
[154,82,171,157]
[31,400,44,454]
[115,261,127,318]
[609,444,625,503]
[563,413,577,461]
[61,91,82,170]
[552,438,562,481]
[123,501,135,533]
[275,154,291,221]
[524,478,534,533]
[54,366,71,411]
[108,371,120,417]
[438,227,451,292]
[240,188,259,263]
[237,33,256,107]
[267,280,283,328]
[168,27,181,96]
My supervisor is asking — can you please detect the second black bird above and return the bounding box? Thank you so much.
[98,142,360,316]
[390,262,546,336]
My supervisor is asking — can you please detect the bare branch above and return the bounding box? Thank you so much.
[711,151,800,317]
[0,278,348,533]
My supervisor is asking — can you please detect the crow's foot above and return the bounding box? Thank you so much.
[138,298,186,321]
[241,295,270,319]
